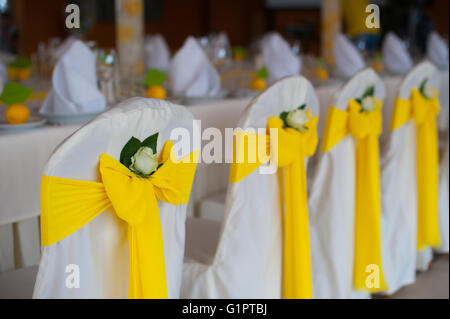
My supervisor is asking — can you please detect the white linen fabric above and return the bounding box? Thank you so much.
[169,37,221,97]
[182,75,319,298]
[382,32,413,75]
[427,31,449,70]
[436,70,449,254]
[261,32,301,83]
[40,40,107,115]
[309,68,385,299]
[380,61,440,294]
[53,36,77,62]
[437,71,449,131]
[33,98,198,298]
[436,132,449,253]
[333,34,365,79]
[144,34,171,72]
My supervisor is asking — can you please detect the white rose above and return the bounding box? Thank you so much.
[361,96,376,112]
[130,146,158,176]
[286,109,309,131]
[423,85,433,99]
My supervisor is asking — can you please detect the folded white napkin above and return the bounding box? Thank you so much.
[40,40,106,115]
[427,31,449,69]
[145,34,171,72]
[53,36,78,61]
[261,32,301,82]
[382,32,413,74]
[169,36,221,97]
[333,33,365,78]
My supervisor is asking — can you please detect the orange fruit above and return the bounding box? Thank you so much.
[5,103,30,124]
[315,68,328,81]
[7,67,18,80]
[233,53,245,62]
[251,77,266,91]
[17,68,32,81]
[146,85,166,100]
[372,61,384,73]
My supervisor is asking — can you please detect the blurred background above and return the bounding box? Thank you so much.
[0,0,448,57]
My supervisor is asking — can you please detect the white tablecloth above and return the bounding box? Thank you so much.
[0,73,448,273]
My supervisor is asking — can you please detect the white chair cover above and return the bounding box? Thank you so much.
[437,71,449,132]
[33,98,198,298]
[309,68,386,299]
[380,61,440,293]
[436,132,449,254]
[182,75,319,298]
[436,70,449,255]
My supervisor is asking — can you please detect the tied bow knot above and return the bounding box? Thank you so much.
[266,113,318,168]
[320,98,388,293]
[391,88,441,250]
[348,99,382,140]
[411,88,440,125]
[41,141,199,299]
[230,110,319,299]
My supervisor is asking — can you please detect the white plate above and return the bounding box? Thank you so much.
[178,90,229,105]
[40,111,103,124]
[232,88,259,98]
[0,116,46,131]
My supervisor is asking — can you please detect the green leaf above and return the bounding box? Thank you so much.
[317,57,326,67]
[297,104,306,110]
[232,46,246,57]
[0,82,33,105]
[419,77,428,97]
[257,66,269,79]
[144,69,167,88]
[362,85,375,99]
[120,137,142,168]
[8,57,32,69]
[280,111,289,127]
[141,132,159,154]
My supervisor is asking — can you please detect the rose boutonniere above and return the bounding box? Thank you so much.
[355,85,376,113]
[120,132,162,177]
[419,77,433,99]
[280,104,309,132]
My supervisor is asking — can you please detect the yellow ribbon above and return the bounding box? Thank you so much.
[229,111,318,299]
[390,88,441,250]
[321,98,388,293]
[40,141,199,299]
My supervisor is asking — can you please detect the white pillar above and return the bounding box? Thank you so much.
[116,0,145,78]
[321,0,341,66]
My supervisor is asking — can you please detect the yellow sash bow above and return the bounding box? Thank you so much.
[391,88,441,250]
[321,98,388,292]
[229,111,318,299]
[40,141,199,299]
